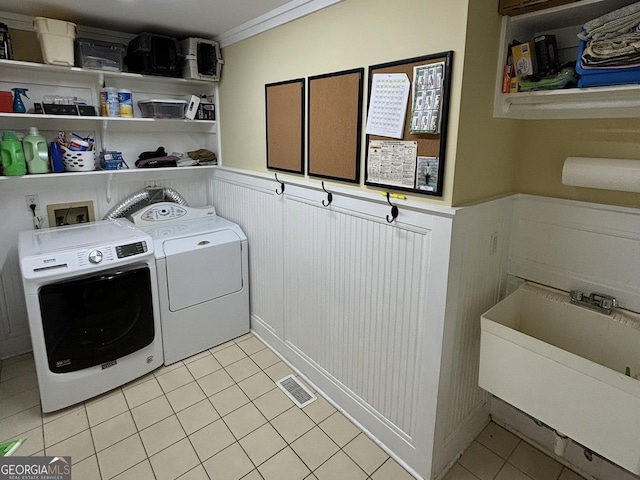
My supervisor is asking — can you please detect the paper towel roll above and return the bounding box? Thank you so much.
[562,157,640,193]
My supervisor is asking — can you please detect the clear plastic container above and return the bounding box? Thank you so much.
[75,38,125,71]
[137,99,186,119]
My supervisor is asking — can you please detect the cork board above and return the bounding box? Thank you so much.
[265,78,305,174]
[365,51,453,196]
[308,68,364,183]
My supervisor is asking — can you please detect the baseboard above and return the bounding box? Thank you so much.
[0,333,32,361]
[432,402,491,480]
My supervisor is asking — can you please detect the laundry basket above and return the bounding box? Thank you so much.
[62,147,95,172]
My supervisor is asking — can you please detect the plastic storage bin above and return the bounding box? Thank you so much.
[125,33,182,77]
[138,99,186,119]
[576,39,640,88]
[33,17,76,66]
[75,38,125,71]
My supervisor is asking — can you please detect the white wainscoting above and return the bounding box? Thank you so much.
[210,173,285,338]
[0,170,212,359]
[432,196,513,477]
[509,195,640,313]
[211,168,513,480]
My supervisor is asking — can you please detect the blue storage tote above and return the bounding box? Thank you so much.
[576,39,640,87]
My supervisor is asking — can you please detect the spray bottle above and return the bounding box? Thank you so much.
[11,88,29,113]
[23,126,49,174]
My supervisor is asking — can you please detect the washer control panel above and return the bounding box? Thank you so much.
[19,220,155,281]
[116,241,148,258]
[75,241,148,268]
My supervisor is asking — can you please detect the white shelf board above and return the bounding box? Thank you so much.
[0,58,217,88]
[0,164,217,181]
[497,84,640,119]
[0,113,216,132]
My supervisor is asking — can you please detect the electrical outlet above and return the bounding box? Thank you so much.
[26,194,39,211]
[490,232,499,256]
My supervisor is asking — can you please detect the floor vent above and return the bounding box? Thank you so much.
[276,374,317,408]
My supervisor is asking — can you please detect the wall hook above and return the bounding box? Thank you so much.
[386,192,398,223]
[321,181,333,207]
[275,173,285,195]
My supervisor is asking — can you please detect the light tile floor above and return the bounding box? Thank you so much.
[0,333,587,480]
[445,422,586,480]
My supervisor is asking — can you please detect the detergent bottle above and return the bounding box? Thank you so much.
[49,141,64,173]
[11,88,29,113]
[0,130,27,176]
[23,126,49,174]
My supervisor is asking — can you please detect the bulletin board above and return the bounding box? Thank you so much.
[365,51,453,197]
[307,68,364,183]
[265,78,305,174]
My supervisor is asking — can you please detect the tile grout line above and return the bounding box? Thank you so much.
[5,334,390,480]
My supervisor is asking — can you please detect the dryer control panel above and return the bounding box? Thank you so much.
[130,202,217,226]
[140,204,188,222]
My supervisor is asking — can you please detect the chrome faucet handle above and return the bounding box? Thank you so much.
[570,290,583,301]
[591,293,617,311]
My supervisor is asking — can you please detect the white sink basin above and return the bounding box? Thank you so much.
[479,282,640,475]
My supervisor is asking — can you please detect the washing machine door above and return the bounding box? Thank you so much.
[38,265,155,373]
[163,229,242,311]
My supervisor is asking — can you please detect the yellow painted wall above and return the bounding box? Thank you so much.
[219,0,470,206]
[451,1,518,206]
[220,1,640,209]
[514,119,640,208]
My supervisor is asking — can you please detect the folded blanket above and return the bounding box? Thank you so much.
[579,2,640,40]
[582,33,640,67]
[579,1,640,69]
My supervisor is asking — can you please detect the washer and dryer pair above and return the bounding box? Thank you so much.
[18,204,249,412]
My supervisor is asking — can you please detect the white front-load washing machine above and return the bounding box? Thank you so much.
[18,219,164,412]
[130,202,250,365]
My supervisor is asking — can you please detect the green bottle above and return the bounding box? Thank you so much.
[1,130,27,176]
[23,126,49,174]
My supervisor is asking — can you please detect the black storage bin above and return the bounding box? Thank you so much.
[124,33,182,77]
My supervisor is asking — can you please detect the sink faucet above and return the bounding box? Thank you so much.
[569,290,617,315]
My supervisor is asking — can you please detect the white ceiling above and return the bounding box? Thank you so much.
[0,0,305,42]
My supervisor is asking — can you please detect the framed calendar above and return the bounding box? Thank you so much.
[364,51,453,197]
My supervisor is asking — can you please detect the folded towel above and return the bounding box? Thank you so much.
[579,2,640,40]
[582,34,640,67]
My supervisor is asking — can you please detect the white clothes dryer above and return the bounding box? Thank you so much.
[130,203,250,365]
[18,219,163,412]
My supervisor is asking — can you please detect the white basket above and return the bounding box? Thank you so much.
[62,147,95,172]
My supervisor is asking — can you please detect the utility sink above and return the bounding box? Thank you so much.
[479,282,640,475]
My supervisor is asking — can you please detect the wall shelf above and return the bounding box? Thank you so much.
[0,112,216,132]
[0,57,220,166]
[493,0,640,119]
[0,164,217,181]
[0,59,216,87]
